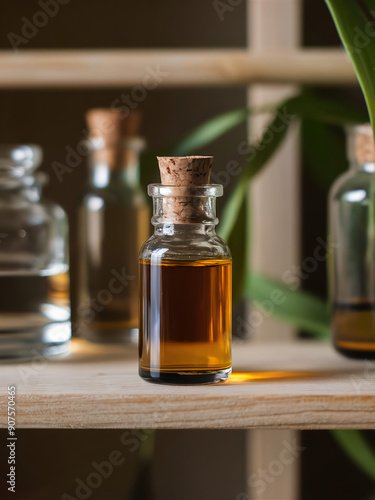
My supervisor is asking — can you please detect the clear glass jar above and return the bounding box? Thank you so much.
[329,123,375,358]
[0,145,71,360]
[78,133,150,343]
[139,184,232,384]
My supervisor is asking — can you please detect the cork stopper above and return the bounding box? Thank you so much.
[85,109,142,168]
[157,156,213,186]
[348,123,375,164]
[86,109,141,142]
[157,156,213,223]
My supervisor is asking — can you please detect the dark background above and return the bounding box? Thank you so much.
[0,0,373,499]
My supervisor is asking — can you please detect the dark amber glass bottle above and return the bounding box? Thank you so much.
[329,124,375,358]
[78,109,149,343]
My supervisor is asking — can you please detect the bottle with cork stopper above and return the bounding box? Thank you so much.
[329,123,375,358]
[78,109,149,343]
[139,156,232,383]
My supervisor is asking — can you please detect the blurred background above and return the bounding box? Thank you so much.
[0,0,374,499]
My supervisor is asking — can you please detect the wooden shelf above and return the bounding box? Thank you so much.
[1,339,374,429]
[0,49,355,88]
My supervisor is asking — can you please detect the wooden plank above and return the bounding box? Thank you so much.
[246,429,301,499]
[248,4,301,342]
[1,340,375,429]
[0,49,355,88]
[246,1,301,498]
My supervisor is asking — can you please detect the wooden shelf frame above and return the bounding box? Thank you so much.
[0,48,356,88]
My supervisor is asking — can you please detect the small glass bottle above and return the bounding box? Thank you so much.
[329,123,375,358]
[0,145,71,360]
[139,156,232,384]
[78,109,150,343]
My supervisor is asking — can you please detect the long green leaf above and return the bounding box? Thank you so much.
[218,180,248,241]
[325,0,374,128]
[173,109,249,155]
[244,272,330,338]
[282,92,366,125]
[331,430,375,482]
[172,102,293,156]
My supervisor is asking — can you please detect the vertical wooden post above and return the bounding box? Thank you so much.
[246,0,301,499]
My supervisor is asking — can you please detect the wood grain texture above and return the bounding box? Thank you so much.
[0,340,375,429]
[0,49,355,88]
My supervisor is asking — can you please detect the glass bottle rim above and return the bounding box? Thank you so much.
[89,136,146,152]
[345,123,375,169]
[345,122,373,140]
[0,144,43,177]
[147,184,223,198]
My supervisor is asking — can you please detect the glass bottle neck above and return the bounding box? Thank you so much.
[346,124,375,173]
[89,148,141,188]
[0,145,44,199]
[0,172,46,202]
[153,222,217,236]
[148,184,223,229]
[350,161,375,173]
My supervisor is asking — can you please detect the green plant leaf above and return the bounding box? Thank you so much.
[218,179,248,241]
[173,108,249,155]
[283,92,366,125]
[244,272,330,338]
[325,0,374,128]
[331,430,375,482]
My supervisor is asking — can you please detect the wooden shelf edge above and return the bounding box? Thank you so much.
[1,340,374,430]
[0,48,356,88]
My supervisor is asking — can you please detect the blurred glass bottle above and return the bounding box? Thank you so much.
[329,123,375,358]
[78,109,149,343]
[0,145,70,360]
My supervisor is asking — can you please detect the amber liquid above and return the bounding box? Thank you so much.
[139,258,232,383]
[333,301,375,358]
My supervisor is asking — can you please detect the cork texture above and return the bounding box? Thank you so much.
[157,156,213,186]
[86,109,142,168]
[86,109,141,142]
[354,124,375,164]
[157,156,213,223]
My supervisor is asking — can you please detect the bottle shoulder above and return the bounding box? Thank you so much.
[139,230,231,262]
[329,170,374,201]
[81,184,148,208]
[0,195,67,221]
